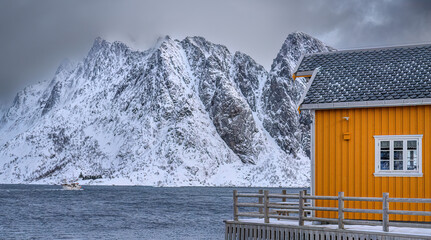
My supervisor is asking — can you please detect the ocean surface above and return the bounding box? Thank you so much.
[0,185,306,239]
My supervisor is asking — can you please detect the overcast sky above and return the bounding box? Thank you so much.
[1,0,431,104]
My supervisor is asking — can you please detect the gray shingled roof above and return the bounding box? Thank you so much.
[295,44,431,106]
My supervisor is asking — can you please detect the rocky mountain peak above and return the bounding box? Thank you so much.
[55,58,77,76]
[272,31,335,75]
[262,32,335,158]
[0,32,333,187]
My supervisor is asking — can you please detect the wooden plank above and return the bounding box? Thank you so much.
[338,192,344,229]
[388,198,431,203]
[342,197,383,202]
[264,190,269,223]
[382,192,389,232]
[282,190,287,202]
[303,196,339,200]
[303,217,339,223]
[342,219,383,226]
[237,203,265,208]
[266,225,270,240]
[234,190,238,221]
[299,190,305,226]
[268,194,301,199]
[303,206,338,212]
[237,212,265,218]
[388,209,431,216]
[258,226,261,240]
[268,204,301,209]
[343,208,383,214]
[268,214,298,220]
[228,224,230,240]
[237,193,265,198]
[389,221,431,228]
[258,190,263,214]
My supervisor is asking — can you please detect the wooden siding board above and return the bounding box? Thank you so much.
[329,110,336,218]
[402,106,410,222]
[425,106,431,222]
[354,109,360,219]
[336,110,343,217]
[315,106,431,222]
[361,108,368,220]
[374,108,382,220]
[367,109,376,220]
[325,110,331,214]
[316,110,323,218]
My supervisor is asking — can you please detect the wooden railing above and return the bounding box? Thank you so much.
[233,190,431,232]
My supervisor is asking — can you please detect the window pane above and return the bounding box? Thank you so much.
[380,151,389,160]
[407,141,418,171]
[394,150,403,160]
[408,150,417,160]
[408,140,417,150]
[381,141,389,150]
[394,141,403,150]
[394,161,403,170]
[408,160,418,170]
[381,161,390,170]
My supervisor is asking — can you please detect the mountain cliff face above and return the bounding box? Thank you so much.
[262,32,335,157]
[0,32,333,186]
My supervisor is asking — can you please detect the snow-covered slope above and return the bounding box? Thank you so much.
[0,32,333,187]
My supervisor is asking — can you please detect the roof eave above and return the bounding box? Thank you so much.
[297,68,319,109]
[292,54,305,79]
[300,98,431,110]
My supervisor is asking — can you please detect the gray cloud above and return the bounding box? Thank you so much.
[1,0,431,104]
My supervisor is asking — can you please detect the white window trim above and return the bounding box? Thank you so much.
[374,135,423,177]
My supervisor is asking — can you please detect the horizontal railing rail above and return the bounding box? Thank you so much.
[232,190,431,232]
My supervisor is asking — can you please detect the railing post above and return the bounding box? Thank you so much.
[382,192,389,232]
[304,189,308,206]
[264,190,269,223]
[338,192,344,229]
[259,189,263,214]
[298,190,305,226]
[282,189,287,202]
[233,190,238,221]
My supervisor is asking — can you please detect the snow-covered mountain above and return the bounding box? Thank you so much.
[0,32,333,187]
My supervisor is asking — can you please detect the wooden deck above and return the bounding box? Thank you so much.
[224,220,431,240]
[225,190,431,240]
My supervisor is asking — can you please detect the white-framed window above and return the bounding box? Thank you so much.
[374,135,423,177]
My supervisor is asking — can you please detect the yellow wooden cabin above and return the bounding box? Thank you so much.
[293,44,431,222]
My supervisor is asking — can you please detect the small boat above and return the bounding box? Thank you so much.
[62,182,82,190]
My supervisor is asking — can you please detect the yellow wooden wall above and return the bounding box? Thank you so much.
[314,106,431,222]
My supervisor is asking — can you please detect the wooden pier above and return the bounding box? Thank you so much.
[224,190,431,240]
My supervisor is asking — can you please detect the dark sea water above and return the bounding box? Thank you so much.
[0,185,306,240]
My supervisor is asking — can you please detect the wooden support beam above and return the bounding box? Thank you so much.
[258,189,263,214]
[233,190,238,221]
[382,192,389,232]
[264,190,269,223]
[338,192,344,229]
[299,190,305,226]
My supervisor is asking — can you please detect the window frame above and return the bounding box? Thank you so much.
[374,135,423,177]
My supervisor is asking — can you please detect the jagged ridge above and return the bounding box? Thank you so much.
[0,32,333,186]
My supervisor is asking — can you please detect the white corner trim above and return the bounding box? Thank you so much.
[292,54,305,75]
[310,109,316,217]
[297,68,320,109]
